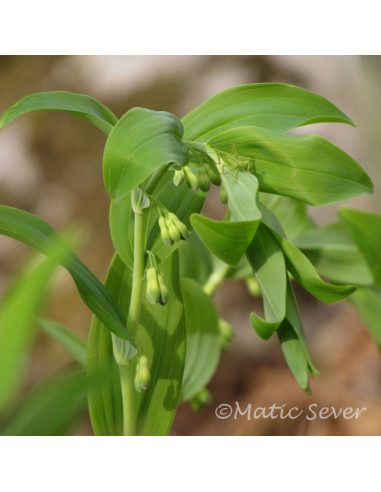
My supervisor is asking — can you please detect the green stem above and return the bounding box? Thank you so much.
[203,264,230,296]
[119,193,147,435]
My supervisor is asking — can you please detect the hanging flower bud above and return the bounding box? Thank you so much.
[166,218,181,243]
[205,161,222,186]
[183,166,199,193]
[173,168,185,187]
[218,318,235,351]
[146,266,161,304]
[190,388,212,411]
[167,212,188,240]
[219,185,228,204]
[198,166,211,193]
[157,272,169,306]
[159,216,173,247]
[134,355,150,392]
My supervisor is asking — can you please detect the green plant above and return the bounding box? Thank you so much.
[0,83,380,435]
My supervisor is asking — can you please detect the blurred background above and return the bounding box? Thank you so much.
[0,55,381,435]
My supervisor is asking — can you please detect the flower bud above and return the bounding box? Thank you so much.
[190,388,212,411]
[134,355,150,392]
[183,166,199,193]
[173,168,185,187]
[166,218,181,243]
[219,185,228,204]
[198,166,211,193]
[167,212,188,240]
[205,161,222,186]
[219,318,235,351]
[157,272,169,305]
[159,216,173,247]
[146,267,161,304]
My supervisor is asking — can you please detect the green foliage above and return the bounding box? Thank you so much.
[0,82,379,435]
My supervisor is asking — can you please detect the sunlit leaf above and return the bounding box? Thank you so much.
[180,278,220,401]
[0,91,117,134]
[103,108,189,200]
[191,214,260,266]
[208,126,373,205]
[182,82,354,141]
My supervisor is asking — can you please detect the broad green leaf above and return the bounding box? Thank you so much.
[182,82,354,141]
[110,170,205,269]
[0,206,132,342]
[103,108,189,200]
[209,126,373,205]
[274,229,356,303]
[87,255,126,436]
[180,278,221,401]
[220,169,262,222]
[88,253,186,436]
[38,318,87,367]
[3,371,91,436]
[293,223,373,286]
[259,193,315,239]
[0,91,117,134]
[348,286,381,350]
[278,321,310,393]
[246,223,287,339]
[0,254,60,410]
[190,214,260,266]
[338,207,381,286]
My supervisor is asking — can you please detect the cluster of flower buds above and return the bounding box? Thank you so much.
[134,355,150,392]
[218,318,235,351]
[145,251,169,306]
[158,209,188,247]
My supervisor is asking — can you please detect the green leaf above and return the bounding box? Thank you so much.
[0,206,132,343]
[38,318,87,367]
[246,224,287,339]
[0,91,117,134]
[220,170,262,221]
[293,222,373,286]
[3,371,91,436]
[338,207,381,286]
[182,82,354,141]
[274,229,356,303]
[180,278,221,401]
[209,126,373,205]
[348,286,381,350]
[103,108,189,200]
[0,254,60,410]
[190,214,260,266]
[88,253,186,436]
[259,193,315,239]
[278,321,310,393]
[87,255,126,436]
